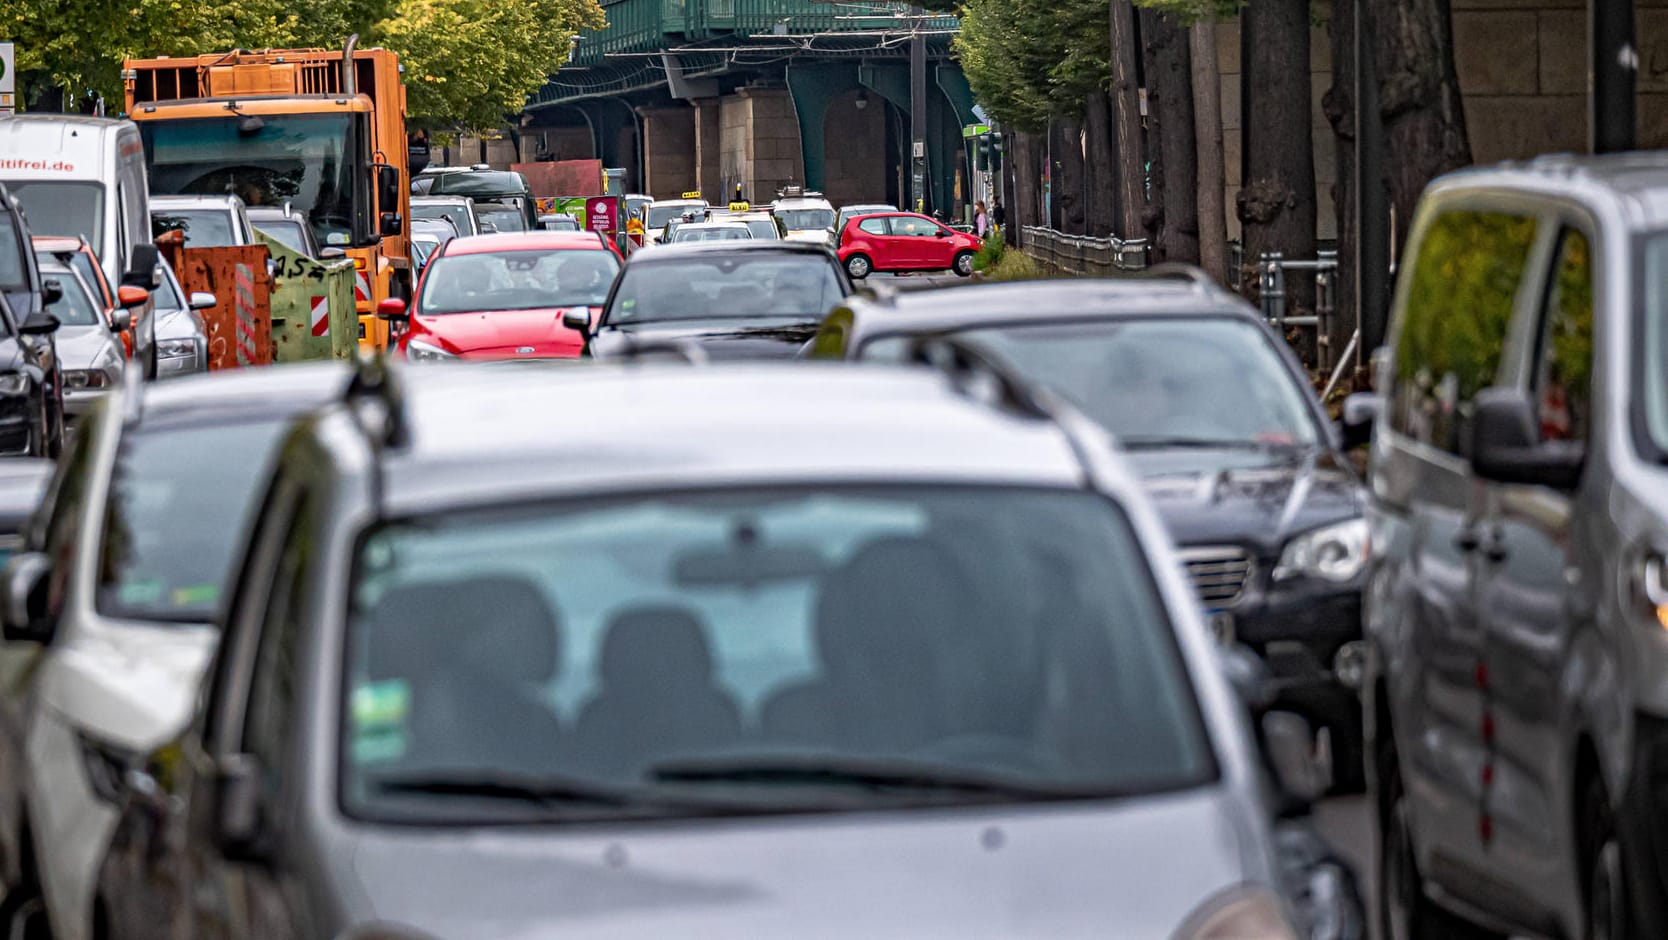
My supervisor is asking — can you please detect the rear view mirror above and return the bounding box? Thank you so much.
[189,292,218,311]
[41,279,63,306]
[380,213,403,237]
[1262,711,1332,806]
[1,551,54,644]
[375,164,401,215]
[479,221,498,234]
[109,308,133,333]
[1469,386,1584,489]
[320,248,347,260]
[376,298,408,323]
[1219,643,1276,713]
[19,312,60,337]
[126,243,161,288]
[117,284,149,309]
[674,542,830,587]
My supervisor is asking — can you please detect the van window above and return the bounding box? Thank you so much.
[0,212,24,291]
[6,181,105,258]
[1390,210,1539,455]
[1533,229,1594,442]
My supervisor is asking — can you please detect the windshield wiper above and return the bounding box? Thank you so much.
[1120,435,1305,451]
[648,755,1111,801]
[375,770,642,809]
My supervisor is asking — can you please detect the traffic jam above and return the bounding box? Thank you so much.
[0,29,1645,940]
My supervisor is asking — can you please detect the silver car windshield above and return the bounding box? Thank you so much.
[340,485,1215,824]
[610,255,841,323]
[864,318,1322,449]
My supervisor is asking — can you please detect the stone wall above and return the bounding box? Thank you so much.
[718,87,806,203]
[640,105,697,198]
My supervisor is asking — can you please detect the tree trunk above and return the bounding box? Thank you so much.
[1324,0,1358,372]
[1141,8,1199,264]
[1238,0,1317,360]
[1371,0,1470,263]
[1191,22,1229,284]
[1012,129,1044,236]
[1053,114,1087,235]
[1109,0,1147,237]
[1002,130,1020,246]
[1083,89,1118,237]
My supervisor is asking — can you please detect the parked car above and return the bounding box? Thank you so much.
[0,186,65,457]
[837,212,981,279]
[149,194,256,248]
[32,258,126,418]
[0,361,351,940]
[771,188,837,244]
[1356,153,1668,940]
[411,195,480,238]
[0,460,49,569]
[33,236,151,367]
[584,242,851,361]
[150,258,211,378]
[811,274,1370,791]
[96,354,1320,939]
[668,221,754,243]
[383,231,619,361]
[248,204,338,260]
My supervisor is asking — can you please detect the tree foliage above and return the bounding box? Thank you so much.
[1,0,601,130]
[954,0,1108,133]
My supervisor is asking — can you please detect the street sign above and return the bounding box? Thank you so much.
[0,43,14,114]
[585,196,619,235]
[961,123,990,139]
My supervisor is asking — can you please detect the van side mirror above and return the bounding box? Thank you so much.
[1339,392,1381,449]
[379,213,403,237]
[117,284,149,309]
[213,753,272,862]
[41,280,63,306]
[375,165,400,215]
[125,243,161,288]
[1469,386,1584,489]
[1,551,54,644]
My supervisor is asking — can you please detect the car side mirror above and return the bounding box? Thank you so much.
[189,292,217,311]
[935,229,950,237]
[561,308,591,335]
[320,248,347,260]
[376,298,408,323]
[1220,642,1276,714]
[125,243,161,288]
[1469,386,1584,489]
[213,753,272,862]
[109,308,133,333]
[380,213,403,237]
[1338,392,1381,449]
[19,312,60,337]
[375,164,400,211]
[117,284,149,310]
[1261,711,1332,807]
[479,221,498,234]
[41,279,63,306]
[1,551,54,644]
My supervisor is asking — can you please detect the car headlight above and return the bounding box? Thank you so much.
[0,373,30,396]
[1175,886,1300,940]
[63,369,115,390]
[1273,518,1369,583]
[406,338,456,362]
[157,338,198,359]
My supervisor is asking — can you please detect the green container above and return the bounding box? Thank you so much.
[260,233,359,363]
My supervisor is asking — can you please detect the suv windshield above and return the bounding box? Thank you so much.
[865,318,1321,448]
[419,249,619,313]
[96,416,294,623]
[342,486,1213,823]
[611,255,842,323]
[475,204,526,233]
[413,203,472,236]
[647,204,703,229]
[152,209,234,247]
[776,208,835,231]
[6,181,105,257]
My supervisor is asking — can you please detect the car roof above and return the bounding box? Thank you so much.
[838,275,1256,337]
[442,232,607,254]
[348,363,1096,511]
[151,195,242,210]
[137,360,352,425]
[775,198,834,210]
[30,235,89,254]
[411,195,471,205]
[1427,152,1668,231]
[626,240,835,262]
[246,206,306,220]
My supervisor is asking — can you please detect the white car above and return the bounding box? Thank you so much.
[0,362,349,940]
[772,191,837,244]
[149,194,256,248]
[667,221,754,243]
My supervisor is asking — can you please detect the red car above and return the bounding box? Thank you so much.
[385,232,621,360]
[836,212,981,280]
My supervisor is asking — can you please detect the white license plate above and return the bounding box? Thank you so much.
[1207,610,1236,645]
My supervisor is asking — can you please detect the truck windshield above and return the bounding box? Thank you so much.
[5,181,105,258]
[140,114,361,249]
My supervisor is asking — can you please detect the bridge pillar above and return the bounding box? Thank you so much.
[693,98,723,200]
[719,87,806,203]
[639,104,697,198]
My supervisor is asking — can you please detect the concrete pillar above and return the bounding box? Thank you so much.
[693,98,723,200]
[719,87,806,204]
[820,89,887,207]
[639,105,697,198]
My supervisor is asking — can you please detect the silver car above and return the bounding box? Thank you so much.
[150,259,210,378]
[97,355,1316,939]
[33,259,123,416]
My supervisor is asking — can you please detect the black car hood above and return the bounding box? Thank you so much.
[1125,446,1363,553]
[594,318,820,361]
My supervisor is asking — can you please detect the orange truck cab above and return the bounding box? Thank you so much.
[123,37,411,350]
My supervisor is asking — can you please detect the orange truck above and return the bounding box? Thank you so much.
[123,37,411,350]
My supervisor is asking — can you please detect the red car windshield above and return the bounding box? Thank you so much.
[418,249,619,314]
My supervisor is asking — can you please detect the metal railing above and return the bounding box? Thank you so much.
[1255,250,1352,372]
[1020,226,1149,275]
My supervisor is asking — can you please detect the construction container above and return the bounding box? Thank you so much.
[259,234,359,362]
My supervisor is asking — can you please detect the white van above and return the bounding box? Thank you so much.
[0,115,159,374]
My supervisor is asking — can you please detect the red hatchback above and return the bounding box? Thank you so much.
[836,212,981,279]
[391,232,620,360]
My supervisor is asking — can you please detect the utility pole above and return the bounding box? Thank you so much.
[910,5,927,214]
[1591,0,1637,153]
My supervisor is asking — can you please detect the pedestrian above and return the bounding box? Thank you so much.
[974,200,990,238]
[992,199,1006,229]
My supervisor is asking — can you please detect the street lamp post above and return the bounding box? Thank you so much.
[910,4,927,214]
[1592,0,1637,153]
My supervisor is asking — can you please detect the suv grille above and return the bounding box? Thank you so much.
[1178,546,1253,607]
